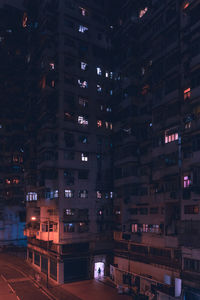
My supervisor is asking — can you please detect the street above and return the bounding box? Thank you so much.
[0,255,52,300]
[0,253,132,300]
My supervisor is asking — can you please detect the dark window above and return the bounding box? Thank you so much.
[41,256,48,274]
[50,259,57,280]
[34,251,40,266]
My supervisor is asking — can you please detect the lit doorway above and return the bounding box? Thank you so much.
[94,262,104,279]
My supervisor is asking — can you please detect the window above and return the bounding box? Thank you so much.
[165,129,178,144]
[34,252,40,266]
[78,115,88,126]
[64,151,74,160]
[96,67,102,75]
[64,190,74,198]
[97,191,102,199]
[64,209,75,216]
[106,107,112,112]
[139,7,148,18]
[131,224,138,233]
[64,223,75,232]
[81,62,88,71]
[139,208,148,215]
[105,71,109,78]
[81,153,88,161]
[79,97,88,108]
[184,88,191,100]
[26,192,37,202]
[78,79,88,88]
[150,207,159,214]
[105,122,112,130]
[97,84,102,92]
[79,135,88,144]
[78,222,88,233]
[49,62,55,70]
[184,176,191,188]
[79,7,88,16]
[184,205,199,214]
[79,190,88,198]
[78,170,89,179]
[97,120,102,127]
[79,25,88,33]
[184,258,200,273]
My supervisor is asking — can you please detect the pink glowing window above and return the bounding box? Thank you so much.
[184,176,191,188]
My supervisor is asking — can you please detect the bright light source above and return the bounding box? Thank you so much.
[31,216,36,221]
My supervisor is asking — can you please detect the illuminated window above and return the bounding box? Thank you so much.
[110,90,113,95]
[165,130,178,144]
[78,115,88,126]
[106,107,112,112]
[97,191,102,199]
[79,25,88,33]
[110,72,113,79]
[115,210,120,215]
[22,12,28,27]
[79,97,88,107]
[81,153,88,161]
[184,176,191,188]
[78,79,88,88]
[97,84,102,92]
[81,62,88,70]
[64,223,75,232]
[79,7,88,16]
[96,67,102,75]
[49,63,55,70]
[184,88,191,100]
[64,190,74,198]
[79,190,88,198]
[105,71,109,78]
[5,179,11,185]
[105,122,112,130]
[65,209,75,216]
[26,192,37,201]
[53,190,59,198]
[97,120,102,127]
[139,7,148,18]
[51,80,55,87]
[131,224,138,233]
[183,2,190,10]
[13,178,20,184]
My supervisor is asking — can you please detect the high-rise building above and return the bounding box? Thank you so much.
[0,0,26,247]
[24,0,113,283]
[24,0,200,298]
[111,0,200,299]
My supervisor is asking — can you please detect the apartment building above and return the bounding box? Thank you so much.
[0,0,26,247]
[112,0,200,299]
[24,0,113,283]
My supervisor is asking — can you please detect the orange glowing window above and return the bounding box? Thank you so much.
[184,88,191,100]
[22,12,28,28]
[41,76,46,89]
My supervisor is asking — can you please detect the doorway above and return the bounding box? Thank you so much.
[94,262,104,279]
